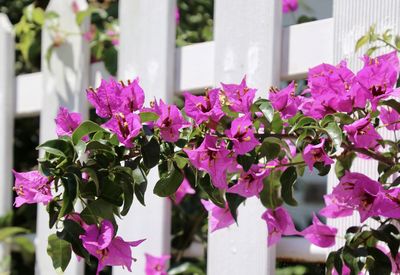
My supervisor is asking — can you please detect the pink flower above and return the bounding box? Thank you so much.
[183,89,224,125]
[71,0,80,13]
[153,100,189,143]
[282,0,298,13]
[344,115,381,149]
[301,213,337,248]
[175,8,180,24]
[351,51,400,109]
[87,79,124,118]
[269,82,301,119]
[308,61,354,113]
[13,170,53,207]
[225,114,260,155]
[103,113,142,148]
[173,178,195,204]
[201,199,235,232]
[302,139,334,171]
[55,107,82,137]
[319,172,384,222]
[121,78,145,113]
[184,135,234,189]
[261,206,299,246]
[379,107,400,130]
[227,164,267,198]
[144,253,170,275]
[221,77,256,114]
[298,95,329,120]
[80,220,145,275]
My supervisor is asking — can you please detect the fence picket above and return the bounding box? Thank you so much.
[207,1,282,274]
[36,0,90,274]
[328,0,400,250]
[0,13,14,263]
[115,1,176,274]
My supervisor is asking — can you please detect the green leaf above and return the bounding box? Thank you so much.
[47,234,72,274]
[0,227,29,241]
[32,7,45,25]
[198,174,225,208]
[290,117,317,133]
[100,180,123,206]
[366,247,392,275]
[133,167,147,206]
[59,173,79,218]
[260,171,283,209]
[258,138,281,161]
[174,155,188,169]
[366,46,379,56]
[280,166,298,206]
[86,141,116,155]
[237,154,254,172]
[168,262,205,275]
[57,220,89,260]
[37,139,74,159]
[75,7,97,25]
[81,199,115,225]
[141,137,161,169]
[355,34,370,52]
[226,193,246,222]
[271,112,283,133]
[102,47,118,76]
[153,164,184,197]
[326,122,342,151]
[47,200,61,228]
[335,152,356,179]
[119,175,134,216]
[139,112,159,123]
[258,101,274,122]
[72,121,104,145]
[381,99,400,114]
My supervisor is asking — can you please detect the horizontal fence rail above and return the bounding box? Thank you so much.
[14,18,334,118]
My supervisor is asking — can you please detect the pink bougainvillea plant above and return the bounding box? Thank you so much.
[13,51,400,274]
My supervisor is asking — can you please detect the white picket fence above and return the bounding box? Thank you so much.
[0,0,399,274]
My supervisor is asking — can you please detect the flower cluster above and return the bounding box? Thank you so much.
[12,51,400,274]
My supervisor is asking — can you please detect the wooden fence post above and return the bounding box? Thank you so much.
[328,0,400,250]
[36,1,89,274]
[115,1,176,274]
[0,13,15,263]
[207,1,282,274]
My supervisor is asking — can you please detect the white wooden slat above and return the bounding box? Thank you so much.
[36,1,89,274]
[281,18,334,80]
[0,13,15,263]
[115,1,176,275]
[15,20,337,116]
[328,0,400,251]
[175,41,215,92]
[207,1,281,275]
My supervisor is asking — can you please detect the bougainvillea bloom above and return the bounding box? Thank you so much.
[13,170,53,207]
[261,206,299,246]
[87,78,123,118]
[226,115,260,155]
[201,199,235,232]
[103,113,142,148]
[282,0,298,13]
[308,61,354,113]
[303,139,334,170]
[183,89,224,125]
[301,214,337,248]
[343,115,381,149]
[55,107,82,137]
[121,78,145,113]
[221,77,256,114]
[320,172,384,222]
[80,220,145,275]
[153,100,189,142]
[144,253,170,275]
[269,82,301,119]
[227,164,267,198]
[184,135,233,188]
[298,96,328,120]
[352,51,400,109]
[173,178,195,204]
[379,107,400,130]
